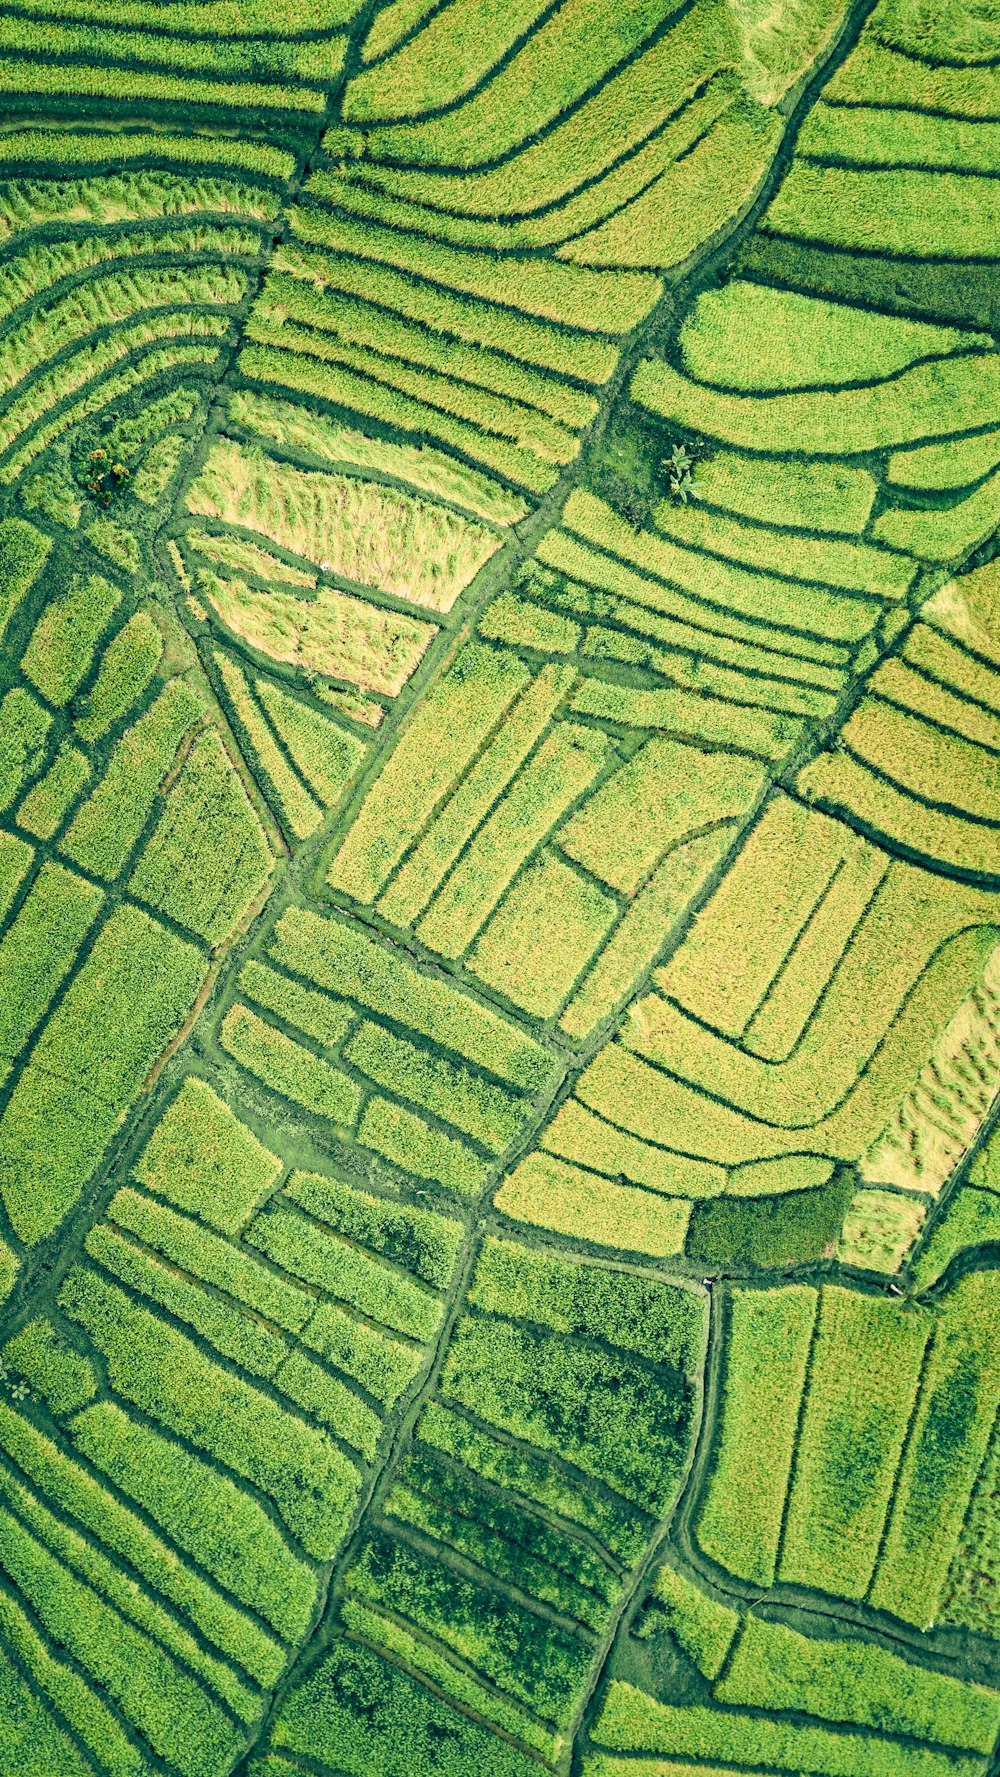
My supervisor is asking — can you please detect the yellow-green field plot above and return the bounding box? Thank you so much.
[0,2,999,1775]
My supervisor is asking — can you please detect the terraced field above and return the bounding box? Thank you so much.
[0,0,999,1774]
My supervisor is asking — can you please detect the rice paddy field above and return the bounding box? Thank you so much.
[0,0,999,1772]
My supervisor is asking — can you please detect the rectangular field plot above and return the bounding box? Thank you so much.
[0,904,205,1244]
[692,1268,1000,1643]
[326,604,780,1035]
[314,1235,706,1765]
[778,1287,931,1598]
[800,572,1000,881]
[695,1285,816,1586]
[0,1053,472,1770]
[871,1270,1000,1628]
[495,1150,692,1257]
[589,1681,991,1777]
[717,1614,1000,1752]
[223,903,561,1187]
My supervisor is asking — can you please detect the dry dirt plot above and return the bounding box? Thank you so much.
[0,1,999,1774]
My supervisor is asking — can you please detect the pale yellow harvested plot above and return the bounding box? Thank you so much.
[188,527,318,589]
[187,436,501,611]
[201,571,434,697]
[862,941,1000,1197]
[837,1188,926,1272]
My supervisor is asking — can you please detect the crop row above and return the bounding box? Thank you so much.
[0,337,225,487]
[233,134,667,499]
[185,432,502,613]
[552,489,883,648]
[718,1613,1000,1750]
[0,487,280,1253]
[0,154,285,500]
[329,0,807,300]
[590,1683,991,1777]
[134,1071,462,1348]
[0,12,350,84]
[254,1231,704,1771]
[206,649,368,842]
[502,794,999,1267]
[0,23,346,118]
[0,221,264,337]
[227,384,526,526]
[2,0,360,31]
[632,269,1000,600]
[325,595,807,1043]
[798,575,1000,880]
[209,903,561,1187]
[637,1561,1000,1757]
[621,814,998,1141]
[635,325,1000,459]
[696,1270,1000,1630]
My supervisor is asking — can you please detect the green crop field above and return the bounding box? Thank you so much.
[0,1,999,1774]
